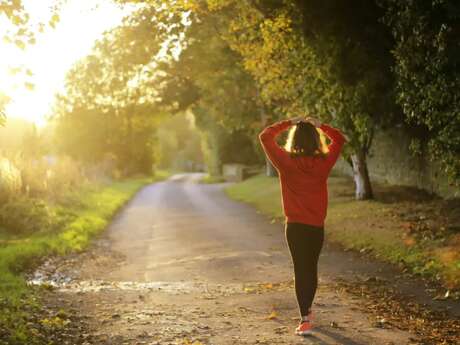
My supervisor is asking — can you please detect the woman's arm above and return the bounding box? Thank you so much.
[259,119,297,169]
[319,123,346,167]
[306,117,346,167]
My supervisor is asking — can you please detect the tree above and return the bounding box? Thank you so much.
[182,0,400,199]
[1,1,30,121]
[53,7,166,175]
[382,0,460,184]
[152,9,265,174]
[1,0,34,47]
[155,112,204,171]
[115,0,274,175]
[0,0,61,97]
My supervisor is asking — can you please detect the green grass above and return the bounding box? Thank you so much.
[225,174,460,290]
[199,174,226,184]
[226,174,283,218]
[0,173,168,344]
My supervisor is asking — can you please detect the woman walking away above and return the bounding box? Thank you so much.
[259,116,345,336]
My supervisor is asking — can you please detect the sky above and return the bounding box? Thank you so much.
[0,0,130,127]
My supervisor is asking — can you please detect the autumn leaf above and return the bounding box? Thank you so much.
[267,310,278,320]
[403,236,416,247]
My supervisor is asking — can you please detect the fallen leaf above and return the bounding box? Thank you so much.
[267,310,278,320]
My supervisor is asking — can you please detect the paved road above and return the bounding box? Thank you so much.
[42,174,415,345]
[103,173,291,284]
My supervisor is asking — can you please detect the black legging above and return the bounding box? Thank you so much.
[285,222,324,317]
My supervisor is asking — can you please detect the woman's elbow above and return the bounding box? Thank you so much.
[259,130,269,142]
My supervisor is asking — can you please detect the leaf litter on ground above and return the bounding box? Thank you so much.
[332,278,460,344]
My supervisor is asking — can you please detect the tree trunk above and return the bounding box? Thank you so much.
[351,149,373,200]
[265,158,278,177]
[255,87,278,178]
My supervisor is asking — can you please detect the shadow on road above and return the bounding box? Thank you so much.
[309,327,366,345]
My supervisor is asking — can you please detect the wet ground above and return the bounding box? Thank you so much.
[30,174,459,344]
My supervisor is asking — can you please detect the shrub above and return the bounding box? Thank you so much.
[0,158,22,203]
[0,198,58,236]
[13,156,48,197]
[46,156,86,198]
[11,155,87,200]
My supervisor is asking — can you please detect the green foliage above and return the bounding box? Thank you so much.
[155,113,204,171]
[0,197,72,236]
[75,0,460,191]
[199,120,224,176]
[195,107,262,176]
[200,0,398,153]
[153,8,265,173]
[108,1,262,175]
[168,0,401,198]
[381,0,460,183]
[53,7,168,176]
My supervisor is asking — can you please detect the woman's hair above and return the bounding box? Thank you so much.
[285,121,328,157]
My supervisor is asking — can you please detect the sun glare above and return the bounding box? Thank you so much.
[0,0,128,127]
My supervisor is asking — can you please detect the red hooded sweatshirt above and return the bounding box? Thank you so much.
[259,120,345,227]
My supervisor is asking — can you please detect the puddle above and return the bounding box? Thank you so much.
[28,278,248,295]
[28,257,292,295]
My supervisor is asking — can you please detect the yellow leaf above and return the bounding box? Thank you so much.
[267,310,278,319]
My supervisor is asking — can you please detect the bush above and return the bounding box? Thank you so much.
[13,156,49,197]
[46,156,86,198]
[11,155,87,200]
[0,198,62,236]
[0,158,22,203]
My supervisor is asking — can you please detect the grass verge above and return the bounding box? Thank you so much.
[225,174,460,291]
[0,173,168,345]
[199,174,226,184]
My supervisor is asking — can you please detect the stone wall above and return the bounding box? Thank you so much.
[333,126,459,199]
